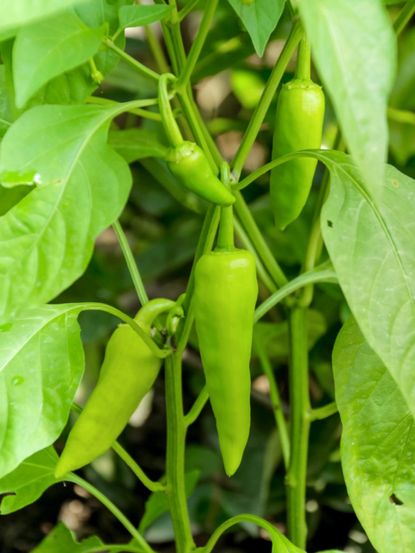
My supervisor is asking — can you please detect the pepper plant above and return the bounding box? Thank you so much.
[0,1,413,552]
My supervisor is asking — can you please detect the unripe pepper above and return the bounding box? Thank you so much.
[270,77,325,230]
[55,298,175,478]
[159,73,234,207]
[193,206,258,476]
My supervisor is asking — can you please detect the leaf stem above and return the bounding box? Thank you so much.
[232,21,303,179]
[255,338,290,469]
[177,0,218,88]
[113,221,149,306]
[165,353,195,553]
[295,36,311,80]
[394,0,415,35]
[310,402,338,421]
[103,37,160,81]
[178,0,201,21]
[184,386,209,428]
[112,442,165,492]
[67,474,155,553]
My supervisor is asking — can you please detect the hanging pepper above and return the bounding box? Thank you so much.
[158,73,234,206]
[55,298,175,478]
[193,202,258,476]
[270,39,325,230]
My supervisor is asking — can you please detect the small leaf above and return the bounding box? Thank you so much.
[13,11,105,108]
[0,305,84,479]
[227,0,286,56]
[32,521,104,552]
[0,448,57,514]
[118,5,172,30]
[0,104,132,320]
[0,0,88,33]
[298,0,396,192]
[318,150,415,422]
[334,318,415,553]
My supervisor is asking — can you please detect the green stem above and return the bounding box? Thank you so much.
[255,338,290,469]
[216,206,234,249]
[394,0,415,35]
[177,0,218,88]
[310,402,338,421]
[233,218,277,294]
[197,514,292,553]
[85,546,142,553]
[234,191,288,288]
[103,37,160,81]
[178,0,201,21]
[159,73,183,146]
[113,221,149,306]
[388,106,415,124]
[295,36,311,80]
[232,21,302,178]
[286,307,310,549]
[165,354,195,553]
[184,386,209,427]
[87,95,161,121]
[112,442,165,493]
[254,264,337,322]
[67,475,155,553]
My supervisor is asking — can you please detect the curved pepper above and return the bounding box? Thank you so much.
[270,78,325,230]
[194,246,258,476]
[55,298,175,478]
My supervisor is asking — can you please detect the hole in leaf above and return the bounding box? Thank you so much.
[327,220,334,228]
[389,493,403,506]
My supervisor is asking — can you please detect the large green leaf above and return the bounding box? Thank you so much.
[0,305,83,478]
[318,151,415,419]
[227,0,286,56]
[0,0,88,32]
[118,4,172,30]
[334,318,415,553]
[0,104,132,320]
[298,0,396,192]
[32,521,104,552]
[13,11,105,108]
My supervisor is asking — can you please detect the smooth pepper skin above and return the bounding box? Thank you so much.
[194,249,258,476]
[55,299,174,478]
[270,78,325,230]
[166,141,235,206]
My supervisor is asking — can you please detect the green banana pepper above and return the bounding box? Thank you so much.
[270,78,325,230]
[193,207,258,476]
[55,298,175,478]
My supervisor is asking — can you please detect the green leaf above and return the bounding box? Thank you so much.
[0,448,57,514]
[118,5,172,30]
[334,318,415,553]
[138,470,200,534]
[32,521,104,552]
[0,105,132,320]
[298,0,396,192]
[13,11,105,108]
[0,0,88,33]
[0,305,84,479]
[109,128,169,163]
[318,150,415,421]
[227,0,286,56]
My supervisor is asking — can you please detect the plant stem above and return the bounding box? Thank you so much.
[216,206,234,249]
[232,22,302,179]
[178,0,201,21]
[113,221,149,306]
[112,442,165,492]
[234,191,288,288]
[394,0,415,35]
[177,0,218,88]
[310,402,338,421]
[68,475,155,553]
[165,354,195,553]
[184,386,209,427]
[255,338,290,469]
[286,307,310,549]
[295,37,311,80]
[87,95,162,120]
[159,73,183,146]
[103,38,160,81]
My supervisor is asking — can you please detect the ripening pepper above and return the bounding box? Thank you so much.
[194,247,258,476]
[270,78,325,229]
[55,298,175,478]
